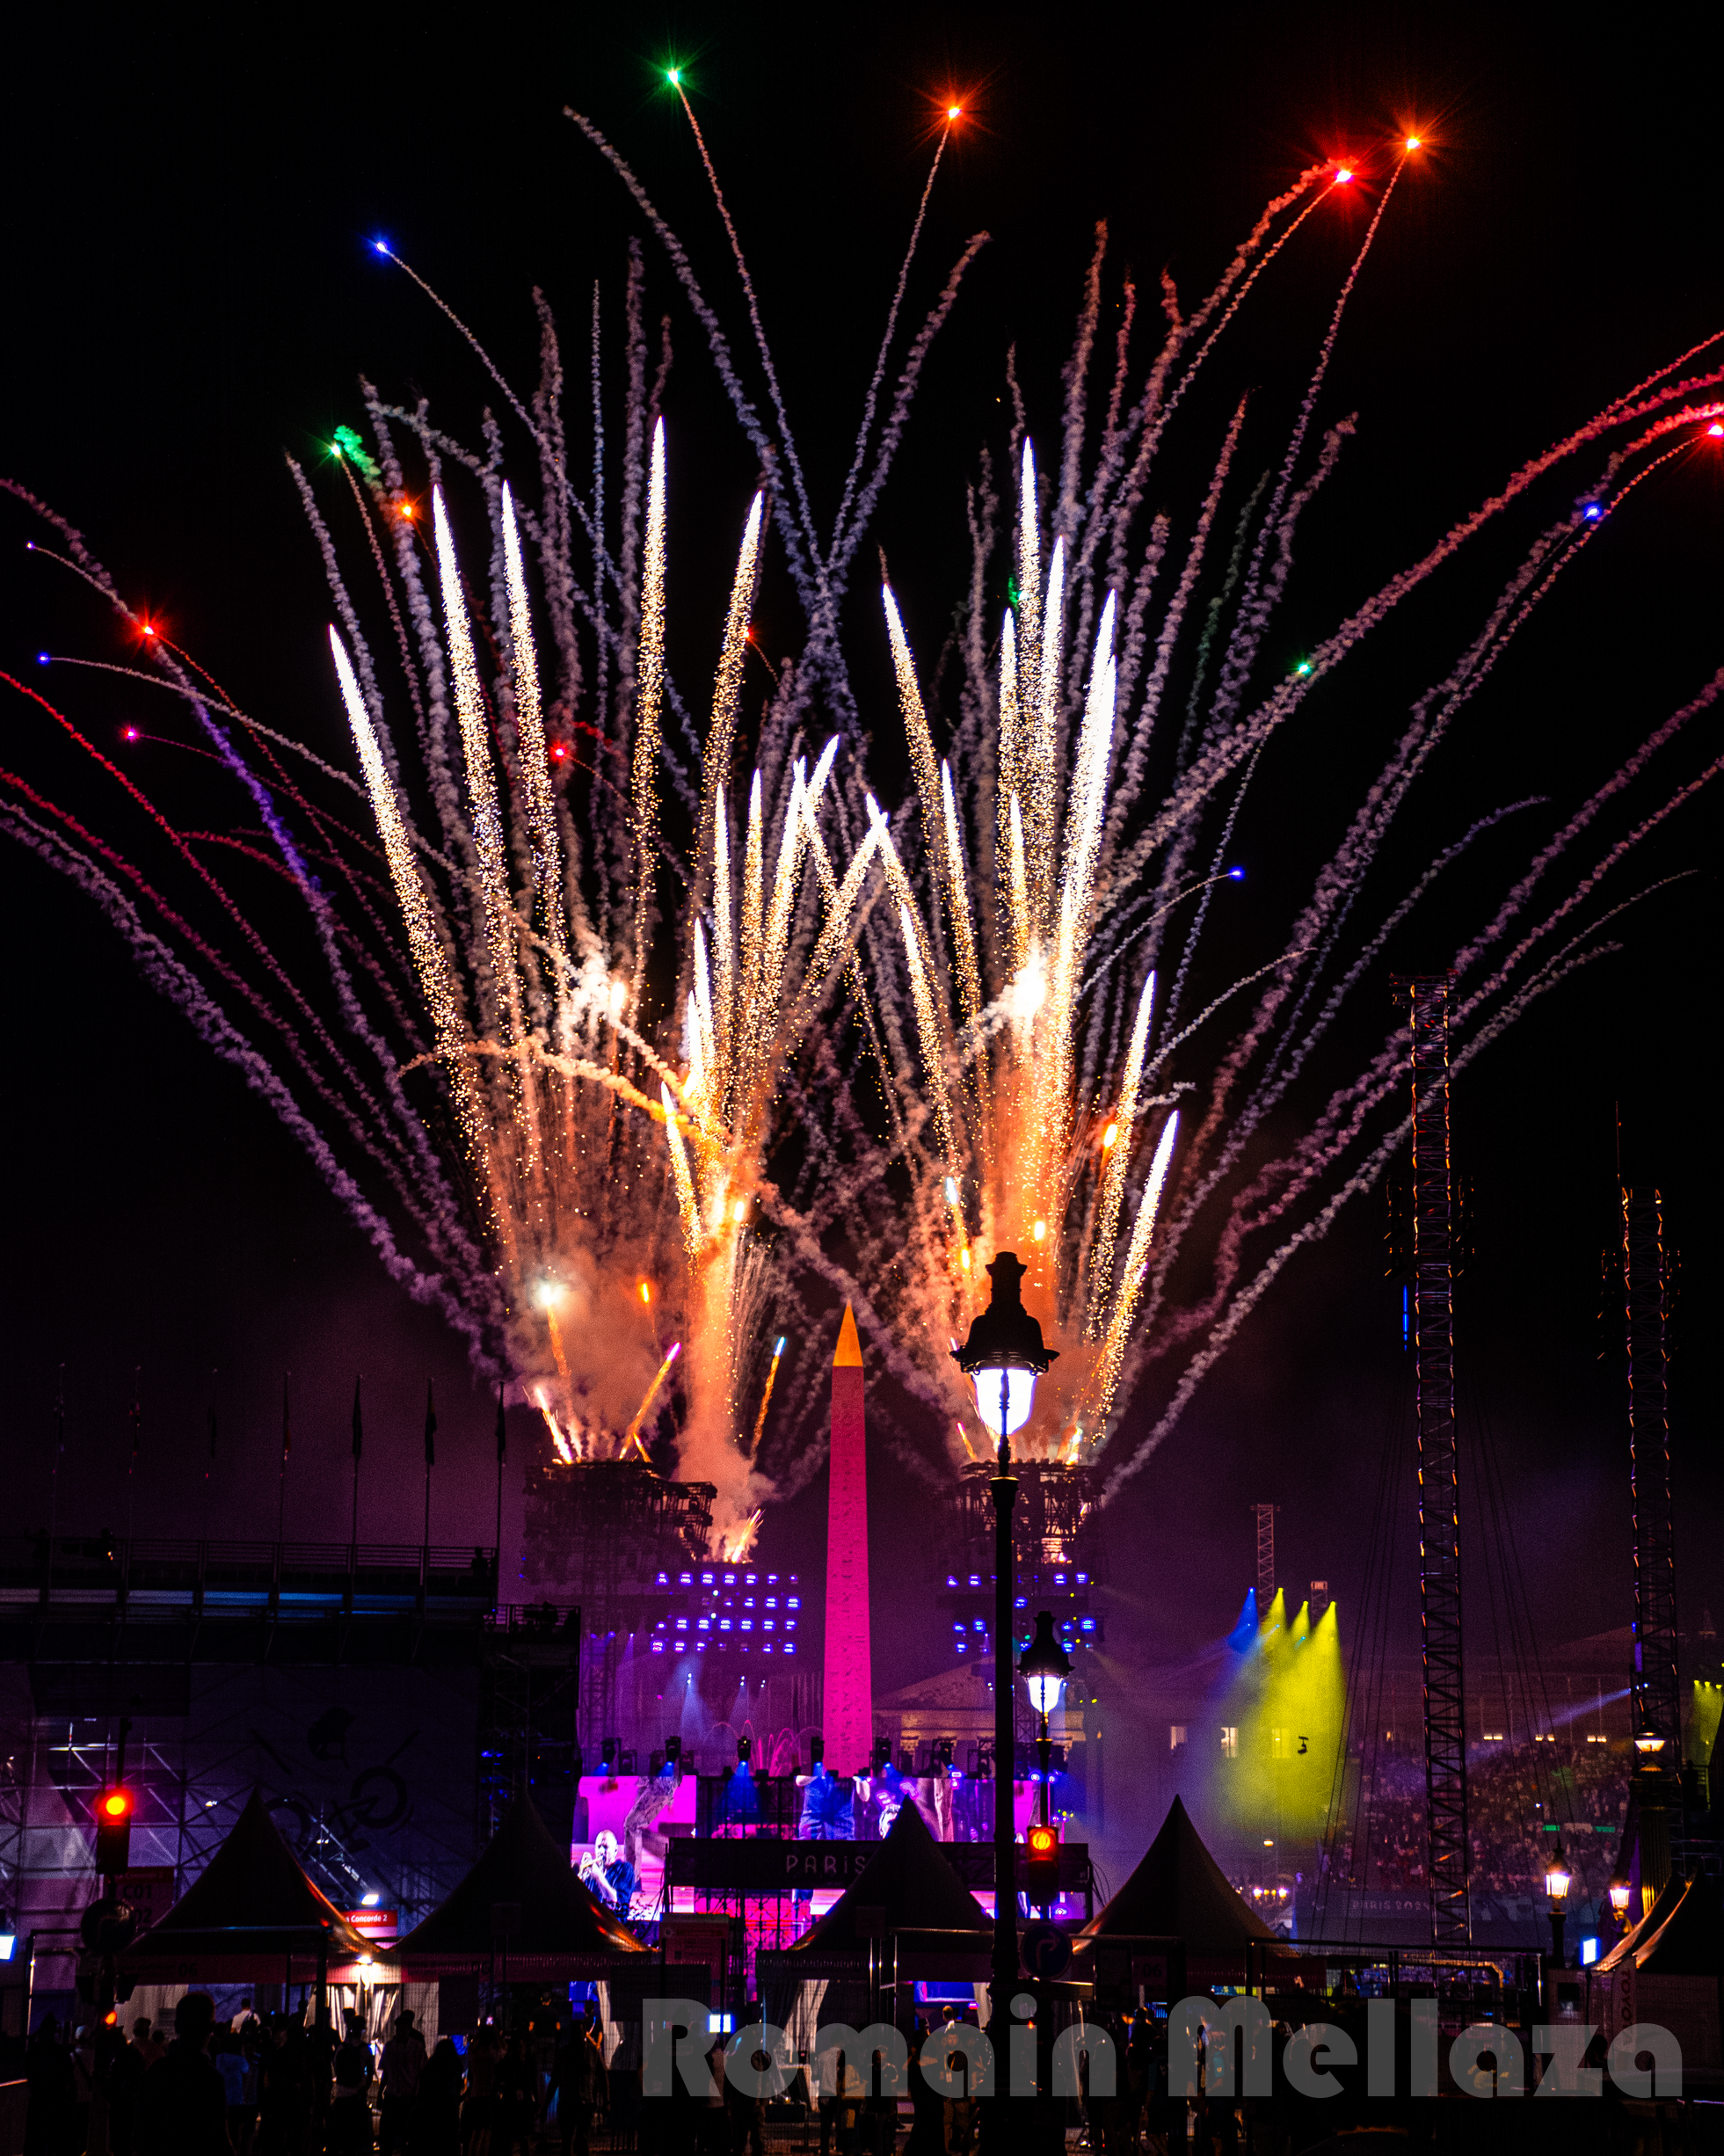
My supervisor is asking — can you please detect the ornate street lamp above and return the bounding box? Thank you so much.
[1545,1839,1572,1967]
[952,1253,1057,2064]
[1019,1611,1071,1834]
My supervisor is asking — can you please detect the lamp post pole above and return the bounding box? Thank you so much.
[949,1250,1056,2147]
[991,1387,1018,2053]
[1546,1839,1571,1978]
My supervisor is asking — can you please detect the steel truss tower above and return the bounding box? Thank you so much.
[1254,1504,1277,1620]
[1624,1187,1680,1752]
[1397,973,1470,1945]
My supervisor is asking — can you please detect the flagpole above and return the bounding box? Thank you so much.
[422,1381,436,1558]
[277,1374,290,1550]
[204,1370,216,1549]
[350,1375,363,1562]
[494,1381,506,1606]
[127,1366,141,1548]
[47,1364,64,1583]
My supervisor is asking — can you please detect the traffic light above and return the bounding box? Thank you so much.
[1026,1823,1059,1909]
[94,1787,135,1875]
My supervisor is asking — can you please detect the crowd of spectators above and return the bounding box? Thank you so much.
[20,1991,607,2155]
[1317,1737,1633,1909]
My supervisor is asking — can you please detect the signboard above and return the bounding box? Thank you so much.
[1020,1920,1073,1980]
[119,1868,177,1935]
[668,1840,879,1892]
[664,1838,1088,1894]
[341,1908,398,1946]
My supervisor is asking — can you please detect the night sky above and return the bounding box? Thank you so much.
[4,7,1721,1862]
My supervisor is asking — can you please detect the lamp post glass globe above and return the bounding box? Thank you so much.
[974,1366,1037,1439]
[1020,1610,1072,1715]
[1546,1843,1571,1909]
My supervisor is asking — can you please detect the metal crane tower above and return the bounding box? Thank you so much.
[1624,1186,1680,1755]
[1396,973,1471,1945]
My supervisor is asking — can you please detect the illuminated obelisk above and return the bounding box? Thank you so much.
[823,1304,874,1775]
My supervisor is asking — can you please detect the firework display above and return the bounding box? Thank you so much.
[4,111,1720,1555]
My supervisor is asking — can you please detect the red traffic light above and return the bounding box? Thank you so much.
[1027,1825,1058,1857]
[95,1787,136,1876]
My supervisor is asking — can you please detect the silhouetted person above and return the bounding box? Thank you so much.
[415,2037,464,2156]
[902,2033,942,2156]
[377,2007,426,2154]
[107,2018,149,2156]
[462,2027,502,2147]
[549,2008,606,2156]
[861,2048,897,2155]
[25,2014,76,2155]
[327,2014,375,2152]
[255,2017,309,2156]
[306,2011,338,2140]
[135,1992,231,2155]
[491,2031,537,2155]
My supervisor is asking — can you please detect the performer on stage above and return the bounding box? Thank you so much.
[578,1829,637,1917]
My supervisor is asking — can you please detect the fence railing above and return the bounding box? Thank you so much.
[0,1536,500,1612]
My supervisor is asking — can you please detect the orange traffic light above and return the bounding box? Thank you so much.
[1025,1821,1059,1908]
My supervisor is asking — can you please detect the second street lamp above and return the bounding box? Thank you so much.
[952,1251,1057,2098]
[1546,1839,1572,1968]
[1020,1610,1072,1836]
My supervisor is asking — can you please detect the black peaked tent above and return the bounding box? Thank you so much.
[391,1794,644,1978]
[1084,1796,1276,1958]
[120,1787,375,1982]
[1595,1871,1724,1978]
[790,1796,986,1954]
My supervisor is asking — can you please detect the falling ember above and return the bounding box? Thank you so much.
[721,1510,763,1562]
[747,1335,787,1461]
[640,1282,652,1306]
[534,1386,578,1463]
[622,1343,682,1463]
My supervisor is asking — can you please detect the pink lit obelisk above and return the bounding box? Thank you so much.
[823,1304,873,1775]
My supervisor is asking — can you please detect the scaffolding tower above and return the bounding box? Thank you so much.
[940,1461,1107,1757]
[519,1460,715,1753]
[1624,1187,1680,1751]
[1254,1504,1277,1620]
[1397,973,1470,1946]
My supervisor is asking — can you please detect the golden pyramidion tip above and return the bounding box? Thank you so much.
[833,1303,862,1368]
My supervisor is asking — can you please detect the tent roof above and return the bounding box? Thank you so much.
[124,1787,372,1964]
[1083,1796,1277,1953]
[391,1795,644,1968]
[791,1798,986,1953]
[1596,1872,1724,1977]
